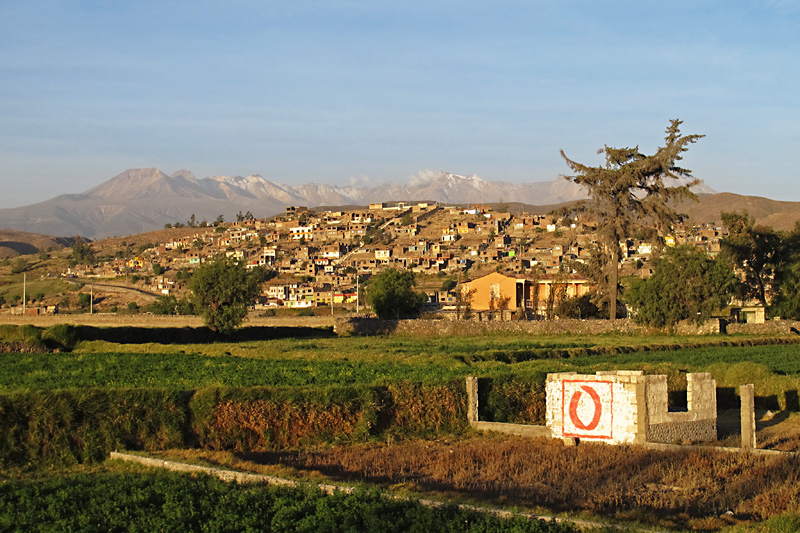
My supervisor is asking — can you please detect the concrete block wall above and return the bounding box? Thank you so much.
[645,372,717,443]
[547,371,717,445]
[470,371,718,446]
[465,376,551,438]
[546,371,645,445]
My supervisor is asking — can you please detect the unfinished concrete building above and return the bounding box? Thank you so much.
[467,370,717,445]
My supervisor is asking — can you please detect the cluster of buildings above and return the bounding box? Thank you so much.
[64,202,729,318]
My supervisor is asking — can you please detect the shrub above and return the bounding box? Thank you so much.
[10,258,27,274]
[0,389,189,467]
[366,269,427,319]
[190,386,376,450]
[78,293,91,309]
[150,295,177,315]
[41,324,80,352]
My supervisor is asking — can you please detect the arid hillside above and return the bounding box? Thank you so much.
[678,193,800,231]
[0,230,77,259]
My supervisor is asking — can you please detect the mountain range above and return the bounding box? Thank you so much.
[0,168,607,239]
[0,167,793,240]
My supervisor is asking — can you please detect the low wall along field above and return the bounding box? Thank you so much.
[334,316,800,337]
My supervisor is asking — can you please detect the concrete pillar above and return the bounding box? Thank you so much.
[466,377,479,424]
[740,384,756,450]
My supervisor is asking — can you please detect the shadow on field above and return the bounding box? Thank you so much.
[75,325,336,344]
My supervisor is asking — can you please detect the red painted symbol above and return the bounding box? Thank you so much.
[568,385,602,431]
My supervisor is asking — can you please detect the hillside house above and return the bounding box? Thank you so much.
[461,271,594,317]
[321,244,345,259]
[290,225,315,241]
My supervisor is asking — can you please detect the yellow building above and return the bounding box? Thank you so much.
[461,271,594,316]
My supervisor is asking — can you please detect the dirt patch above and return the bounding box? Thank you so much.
[713,409,800,451]
[156,435,800,530]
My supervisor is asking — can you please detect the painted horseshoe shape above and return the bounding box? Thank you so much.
[568,385,603,431]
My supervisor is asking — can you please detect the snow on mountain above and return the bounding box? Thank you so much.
[0,167,717,239]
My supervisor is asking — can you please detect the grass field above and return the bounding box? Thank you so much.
[0,462,574,533]
[3,324,800,531]
[3,332,800,403]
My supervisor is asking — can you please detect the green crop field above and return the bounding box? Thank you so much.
[2,327,799,394]
[0,464,572,533]
[3,324,800,531]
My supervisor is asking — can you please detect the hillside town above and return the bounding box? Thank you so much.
[55,201,729,320]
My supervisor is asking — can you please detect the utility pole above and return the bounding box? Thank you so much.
[90,284,93,315]
[22,273,26,314]
[356,274,360,313]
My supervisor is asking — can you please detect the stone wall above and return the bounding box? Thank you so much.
[644,373,717,444]
[335,317,646,337]
[727,319,800,335]
[336,315,800,337]
[545,371,717,445]
[546,371,645,445]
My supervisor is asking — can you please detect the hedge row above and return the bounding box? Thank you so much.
[0,379,548,468]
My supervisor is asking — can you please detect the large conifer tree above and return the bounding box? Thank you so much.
[560,119,703,319]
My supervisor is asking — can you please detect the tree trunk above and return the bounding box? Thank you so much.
[609,248,619,320]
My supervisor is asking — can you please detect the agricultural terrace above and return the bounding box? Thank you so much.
[3,323,800,531]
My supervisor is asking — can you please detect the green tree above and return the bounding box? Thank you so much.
[71,238,95,265]
[10,258,27,274]
[176,297,196,315]
[366,269,427,319]
[767,221,800,318]
[560,119,703,319]
[440,278,457,292]
[152,264,165,276]
[78,293,91,309]
[626,246,735,327]
[720,211,783,309]
[190,256,262,335]
[150,295,177,315]
[555,293,602,319]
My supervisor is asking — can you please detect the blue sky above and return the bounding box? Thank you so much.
[1,1,798,208]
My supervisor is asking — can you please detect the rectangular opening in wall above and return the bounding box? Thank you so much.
[668,372,688,412]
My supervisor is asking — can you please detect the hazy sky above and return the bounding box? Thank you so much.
[1,1,798,208]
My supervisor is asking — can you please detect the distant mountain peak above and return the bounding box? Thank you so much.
[170,169,199,183]
[0,167,721,238]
